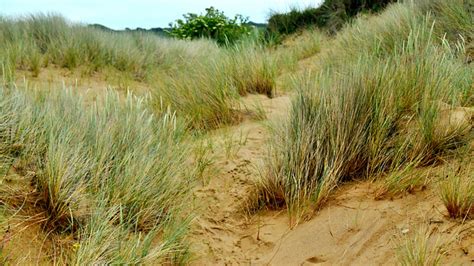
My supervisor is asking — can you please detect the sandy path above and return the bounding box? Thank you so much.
[189,94,291,264]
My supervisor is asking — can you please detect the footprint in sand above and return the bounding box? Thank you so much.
[303,256,326,265]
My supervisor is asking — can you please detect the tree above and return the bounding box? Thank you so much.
[168,7,251,45]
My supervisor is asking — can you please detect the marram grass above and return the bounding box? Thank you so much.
[0,85,194,264]
[258,0,473,224]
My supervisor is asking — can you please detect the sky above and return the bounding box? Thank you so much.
[1,0,323,30]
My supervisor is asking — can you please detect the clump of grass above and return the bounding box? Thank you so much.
[258,0,473,223]
[1,58,16,87]
[395,226,444,266]
[417,0,473,44]
[288,28,324,60]
[323,0,472,73]
[378,162,427,197]
[27,45,42,77]
[152,37,278,129]
[73,203,191,264]
[320,2,421,69]
[438,165,473,220]
[36,139,88,231]
[191,138,215,183]
[224,40,277,97]
[262,28,325,77]
[152,57,240,130]
[0,85,195,263]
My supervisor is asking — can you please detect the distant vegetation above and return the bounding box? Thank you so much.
[268,0,396,35]
[90,22,267,39]
[89,23,171,37]
[168,7,252,45]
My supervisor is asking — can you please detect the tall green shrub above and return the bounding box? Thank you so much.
[168,7,251,45]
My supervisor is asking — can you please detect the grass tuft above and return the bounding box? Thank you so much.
[395,226,444,266]
[438,164,473,220]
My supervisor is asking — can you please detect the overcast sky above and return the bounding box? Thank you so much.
[1,0,323,30]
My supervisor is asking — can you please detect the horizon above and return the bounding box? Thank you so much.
[1,0,323,30]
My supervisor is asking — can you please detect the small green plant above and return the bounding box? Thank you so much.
[168,7,251,45]
[222,129,249,160]
[192,138,215,183]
